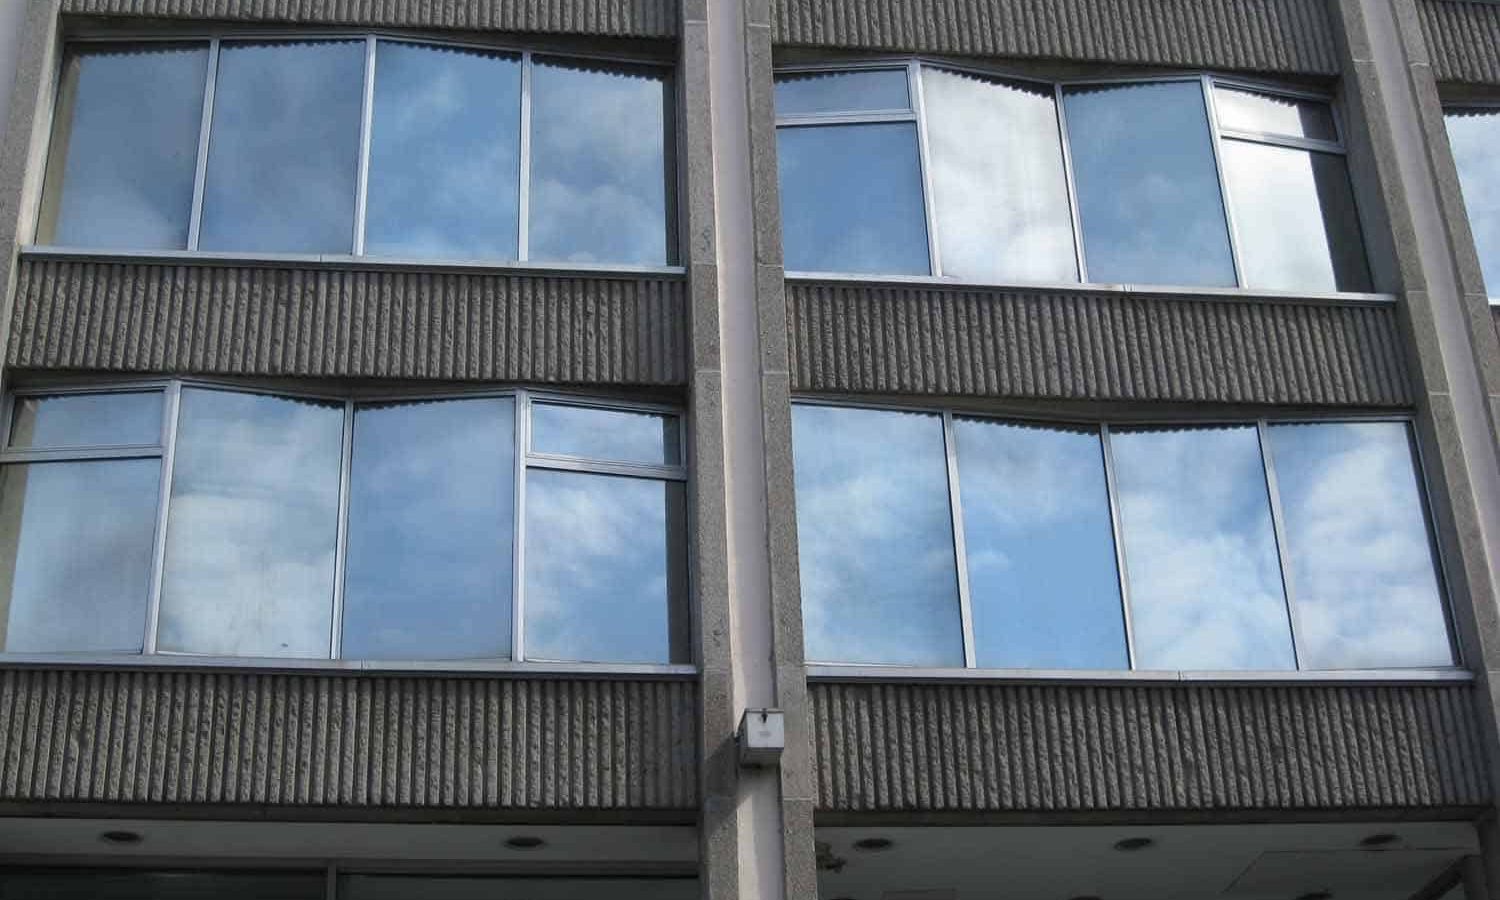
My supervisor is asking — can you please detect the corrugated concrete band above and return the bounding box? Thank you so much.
[1418,0,1500,86]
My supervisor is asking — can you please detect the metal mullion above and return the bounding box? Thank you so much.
[143,381,184,655]
[1217,128,1346,155]
[0,446,161,464]
[518,51,533,263]
[909,60,942,277]
[1202,74,1247,288]
[774,111,917,127]
[1258,419,1306,671]
[942,412,976,668]
[326,863,338,900]
[1054,82,1089,283]
[329,401,355,660]
[186,38,221,251]
[352,36,377,257]
[1403,420,1465,668]
[524,454,686,482]
[1099,424,1137,670]
[511,390,530,662]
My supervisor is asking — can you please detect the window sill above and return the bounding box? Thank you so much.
[805,664,1474,686]
[19,246,688,279]
[785,270,1399,307]
[0,653,698,680]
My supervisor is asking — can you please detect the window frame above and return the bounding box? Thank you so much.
[0,377,692,674]
[32,30,680,273]
[774,59,1376,298]
[790,397,1462,679]
[1442,100,1500,305]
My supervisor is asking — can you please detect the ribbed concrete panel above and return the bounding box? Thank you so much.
[7,259,686,385]
[1419,0,1500,85]
[787,283,1413,406]
[0,668,697,810]
[773,0,1339,75]
[60,0,678,37]
[810,681,1488,813]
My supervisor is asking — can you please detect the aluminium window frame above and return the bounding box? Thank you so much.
[1441,100,1500,305]
[773,59,1370,296]
[790,396,1463,677]
[0,377,690,672]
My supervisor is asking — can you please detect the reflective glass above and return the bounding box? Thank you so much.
[791,405,963,666]
[7,392,162,449]
[341,876,700,900]
[365,41,521,259]
[953,419,1126,669]
[523,470,687,663]
[530,403,680,466]
[1064,81,1237,287]
[774,69,910,115]
[778,123,930,274]
[529,59,671,265]
[1111,426,1295,670]
[1446,109,1500,298]
[198,40,365,253]
[1213,87,1339,142]
[922,68,1078,283]
[158,389,343,657]
[1268,422,1452,669]
[0,459,159,653]
[39,43,207,249]
[0,869,326,899]
[342,398,515,660]
[1221,141,1371,292]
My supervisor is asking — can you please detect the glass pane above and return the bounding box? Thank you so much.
[38,43,207,249]
[365,41,521,260]
[523,470,688,663]
[342,398,514,661]
[8,392,162,449]
[791,405,963,666]
[158,389,343,657]
[528,59,671,266]
[1446,109,1500,299]
[1064,81,1237,287]
[341,876,700,900]
[1222,141,1371,292]
[530,403,680,466]
[0,868,325,899]
[198,40,365,253]
[1213,86,1339,142]
[774,69,910,115]
[1268,422,1452,669]
[953,419,1126,669]
[922,68,1077,283]
[778,123,930,274]
[1111,426,1295,670]
[0,459,159,653]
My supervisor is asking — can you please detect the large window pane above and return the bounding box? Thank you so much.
[523,470,687,663]
[775,69,910,115]
[1213,87,1339,142]
[1268,422,1452,669]
[38,43,207,250]
[529,59,671,266]
[342,398,515,660]
[778,123,930,275]
[198,40,365,253]
[0,868,325,900]
[365,41,521,260]
[0,459,159,653]
[791,406,963,666]
[8,392,162,450]
[158,389,343,657]
[922,68,1077,283]
[1446,109,1500,298]
[342,876,700,900]
[954,419,1126,669]
[1111,426,1295,670]
[530,403,680,466]
[1221,141,1371,292]
[1064,81,1237,287]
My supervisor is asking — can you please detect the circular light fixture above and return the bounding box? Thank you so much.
[1359,833,1399,849]
[99,830,143,846]
[1112,837,1154,852]
[1295,892,1333,900]
[504,835,546,851]
[852,837,894,852]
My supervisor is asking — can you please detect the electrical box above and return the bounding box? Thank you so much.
[737,708,785,768]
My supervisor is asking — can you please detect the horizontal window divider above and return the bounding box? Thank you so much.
[805,664,1475,686]
[0,653,699,680]
[1218,128,1348,154]
[525,454,688,481]
[775,111,917,126]
[0,446,162,463]
[18,246,687,280]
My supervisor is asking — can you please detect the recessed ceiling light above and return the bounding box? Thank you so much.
[1359,833,1399,849]
[852,837,894,852]
[1296,892,1333,900]
[504,835,546,850]
[99,830,143,846]
[1112,837,1153,852]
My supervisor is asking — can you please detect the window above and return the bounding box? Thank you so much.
[0,384,689,665]
[38,39,674,266]
[1445,107,1500,301]
[775,65,1371,293]
[791,405,1453,671]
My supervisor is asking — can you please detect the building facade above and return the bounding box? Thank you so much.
[0,0,1494,898]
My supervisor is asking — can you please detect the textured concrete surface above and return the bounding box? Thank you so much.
[1418,0,1500,85]
[6,259,687,385]
[810,681,1489,814]
[59,0,679,36]
[0,668,698,810]
[773,0,1340,75]
[787,282,1413,406]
